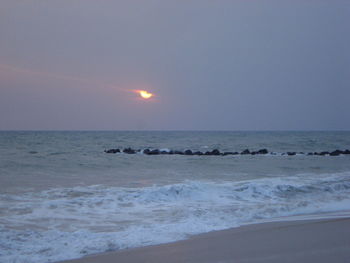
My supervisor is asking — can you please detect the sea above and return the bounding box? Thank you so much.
[1,131,350,263]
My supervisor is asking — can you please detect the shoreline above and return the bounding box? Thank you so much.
[59,215,350,263]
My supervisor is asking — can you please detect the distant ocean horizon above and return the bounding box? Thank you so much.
[4,129,349,132]
[1,131,350,263]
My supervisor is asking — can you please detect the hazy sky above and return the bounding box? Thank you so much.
[1,0,349,130]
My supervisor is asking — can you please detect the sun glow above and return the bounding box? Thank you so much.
[138,90,153,99]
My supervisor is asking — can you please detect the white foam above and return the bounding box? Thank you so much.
[1,172,350,263]
[159,148,171,153]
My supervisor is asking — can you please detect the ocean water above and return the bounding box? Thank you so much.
[1,131,350,263]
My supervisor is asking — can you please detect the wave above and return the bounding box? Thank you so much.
[1,172,350,263]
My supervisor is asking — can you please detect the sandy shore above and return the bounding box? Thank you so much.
[60,217,350,263]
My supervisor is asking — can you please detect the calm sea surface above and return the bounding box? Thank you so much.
[1,131,350,263]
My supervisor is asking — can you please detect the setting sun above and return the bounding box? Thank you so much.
[138,90,153,99]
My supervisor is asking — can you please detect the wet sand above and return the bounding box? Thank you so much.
[60,217,350,263]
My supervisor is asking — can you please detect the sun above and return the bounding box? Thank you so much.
[138,90,153,99]
[130,88,155,100]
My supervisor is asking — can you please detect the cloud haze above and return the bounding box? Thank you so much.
[1,0,349,130]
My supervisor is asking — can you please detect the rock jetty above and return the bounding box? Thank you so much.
[104,148,350,156]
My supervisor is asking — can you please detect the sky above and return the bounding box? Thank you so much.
[0,0,349,131]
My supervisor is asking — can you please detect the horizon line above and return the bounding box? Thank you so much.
[0,129,349,132]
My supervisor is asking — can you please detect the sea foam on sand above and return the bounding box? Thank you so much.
[60,217,350,263]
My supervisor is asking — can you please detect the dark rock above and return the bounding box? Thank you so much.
[184,149,193,155]
[257,149,268,154]
[330,151,340,156]
[329,150,347,156]
[148,149,160,155]
[106,147,350,157]
[241,149,250,155]
[202,149,220,156]
[319,151,329,156]
[211,149,220,155]
[123,148,136,154]
[105,149,120,154]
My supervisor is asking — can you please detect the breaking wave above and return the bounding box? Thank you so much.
[1,172,350,263]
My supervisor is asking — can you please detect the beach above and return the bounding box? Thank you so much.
[1,131,350,263]
[60,216,350,263]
